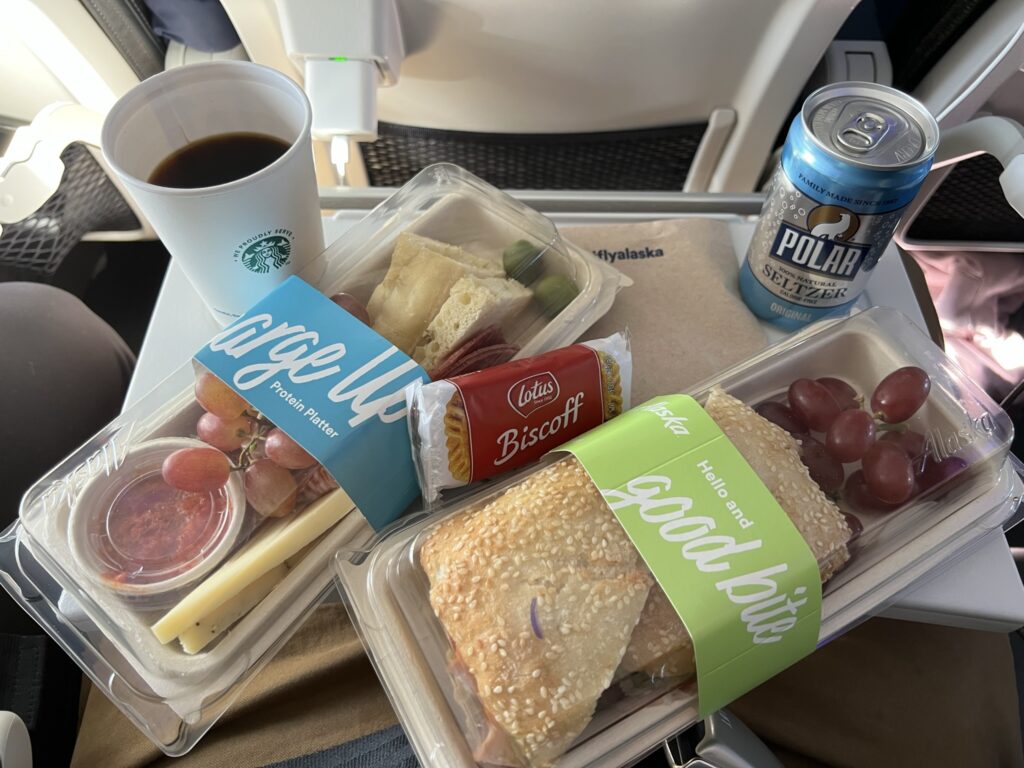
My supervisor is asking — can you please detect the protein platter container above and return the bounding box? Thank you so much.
[0,163,626,756]
[334,307,1023,768]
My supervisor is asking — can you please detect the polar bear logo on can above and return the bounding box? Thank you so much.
[807,205,860,242]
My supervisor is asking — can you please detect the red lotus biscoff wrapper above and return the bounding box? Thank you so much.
[407,332,632,501]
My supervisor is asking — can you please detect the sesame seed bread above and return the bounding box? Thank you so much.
[413,275,532,371]
[421,389,851,766]
[420,458,653,767]
[615,585,696,682]
[704,388,851,578]
[367,233,503,354]
[617,387,851,682]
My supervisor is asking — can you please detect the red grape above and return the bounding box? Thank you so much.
[816,377,860,411]
[918,456,969,493]
[788,379,841,432]
[843,470,902,514]
[798,436,845,494]
[861,443,915,504]
[162,447,230,493]
[244,459,298,517]
[197,412,256,452]
[871,366,930,423]
[195,370,249,419]
[825,409,876,463]
[330,293,371,326]
[879,429,927,459]
[754,401,808,436]
[265,428,317,470]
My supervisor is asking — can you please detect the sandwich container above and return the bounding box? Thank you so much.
[334,307,1024,768]
[0,164,626,756]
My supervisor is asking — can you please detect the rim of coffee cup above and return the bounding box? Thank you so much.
[100,60,313,197]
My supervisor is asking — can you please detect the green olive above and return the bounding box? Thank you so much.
[502,240,543,284]
[533,274,579,318]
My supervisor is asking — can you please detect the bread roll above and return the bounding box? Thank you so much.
[421,459,652,766]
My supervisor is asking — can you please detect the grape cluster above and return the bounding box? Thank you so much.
[158,294,370,521]
[756,366,968,529]
[161,368,332,518]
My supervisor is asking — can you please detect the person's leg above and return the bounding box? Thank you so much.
[0,281,135,529]
[0,282,135,768]
[731,617,1024,768]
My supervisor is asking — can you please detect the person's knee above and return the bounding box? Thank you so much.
[0,280,135,520]
[0,281,135,373]
[1,282,99,330]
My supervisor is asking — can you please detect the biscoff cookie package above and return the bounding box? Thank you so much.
[407,332,632,503]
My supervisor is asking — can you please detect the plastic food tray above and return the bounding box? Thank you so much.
[334,308,1021,768]
[0,163,625,756]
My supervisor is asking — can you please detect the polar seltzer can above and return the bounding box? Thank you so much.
[739,82,939,330]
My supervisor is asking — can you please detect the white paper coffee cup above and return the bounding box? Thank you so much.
[101,61,324,324]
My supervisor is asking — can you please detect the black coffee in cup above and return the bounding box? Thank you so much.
[148,132,290,189]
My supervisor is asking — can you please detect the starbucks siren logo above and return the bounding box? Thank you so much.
[234,228,294,274]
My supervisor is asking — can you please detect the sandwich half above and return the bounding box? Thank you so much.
[420,459,652,766]
[421,387,851,766]
[616,388,851,681]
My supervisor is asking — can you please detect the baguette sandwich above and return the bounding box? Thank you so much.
[615,388,851,682]
[420,388,851,767]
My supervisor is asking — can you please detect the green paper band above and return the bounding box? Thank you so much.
[560,394,822,716]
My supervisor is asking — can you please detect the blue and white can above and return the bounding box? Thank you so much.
[739,82,939,330]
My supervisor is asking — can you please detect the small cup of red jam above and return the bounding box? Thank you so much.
[68,437,245,607]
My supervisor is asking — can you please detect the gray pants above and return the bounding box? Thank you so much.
[1,282,134,633]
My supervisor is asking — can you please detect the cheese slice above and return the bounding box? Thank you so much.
[152,488,355,644]
[178,563,288,654]
[367,233,502,354]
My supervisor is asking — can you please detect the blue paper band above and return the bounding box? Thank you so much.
[194,276,428,530]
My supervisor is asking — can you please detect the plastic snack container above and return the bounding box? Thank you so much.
[334,307,1024,768]
[300,163,629,367]
[0,164,625,756]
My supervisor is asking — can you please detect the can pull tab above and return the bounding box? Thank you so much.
[836,111,891,153]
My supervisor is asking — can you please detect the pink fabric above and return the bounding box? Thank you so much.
[914,250,1024,400]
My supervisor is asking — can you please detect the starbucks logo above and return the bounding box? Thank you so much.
[240,235,291,274]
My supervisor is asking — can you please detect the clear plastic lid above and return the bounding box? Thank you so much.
[300,163,630,370]
[0,163,625,756]
[5,369,365,755]
[334,307,1020,768]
